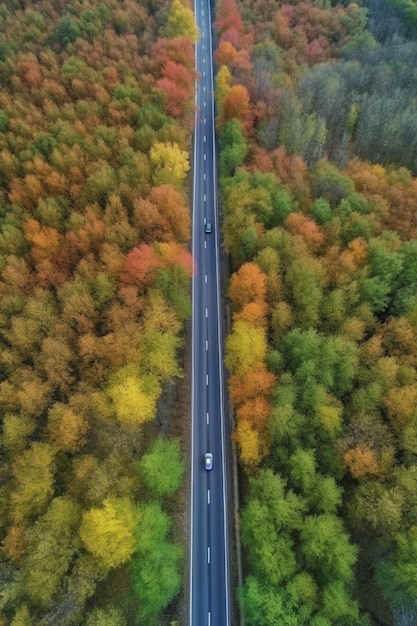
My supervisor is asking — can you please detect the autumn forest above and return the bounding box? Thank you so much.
[0,0,197,623]
[217,0,417,623]
[1,0,417,623]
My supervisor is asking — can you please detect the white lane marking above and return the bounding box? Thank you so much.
[204,193,206,202]
[206,374,209,386]
[204,153,206,160]
[208,489,210,504]
[204,135,207,142]
[206,339,208,350]
[206,307,208,318]
[208,612,211,626]
[205,274,208,283]
[208,546,211,563]
[204,173,206,180]
[204,241,207,249]
[207,412,209,424]
[204,117,206,123]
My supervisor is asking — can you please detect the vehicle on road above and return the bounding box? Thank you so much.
[204,452,213,470]
[205,222,212,234]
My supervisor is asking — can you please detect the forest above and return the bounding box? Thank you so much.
[0,0,197,623]
[216,0,417,623]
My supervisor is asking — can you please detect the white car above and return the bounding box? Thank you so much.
[204,452,213,470]
[205,222,212,234]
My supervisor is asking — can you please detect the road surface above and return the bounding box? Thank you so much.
[189,0,231,624]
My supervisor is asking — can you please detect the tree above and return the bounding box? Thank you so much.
[11,442,55,523]
[241,470,303,582]
[218,84,250,128]
[156,61,195,119]
[131,502,182,625]
[225,321,267,374]
[285,255,327,328]
[142,329,183,380]
[382,383,417,430]
[239,576,302,626]
[149,142,190,188]
[80,497,138,570]
[21,497,81,605]
[86,607,126,626]
[106,365,161,426]
[215,65,231,109]
[38,336,75,393]
[301,514,357,584]
[234,419,268,469]
[228,262,267,310]
[10,605,34,626]
[45,402,88,453]
[146,183,190,242]
[166,0,199,42]
[376,530,417,614]
[137,437,184,497]
[218,119,248,177]
[285,212,324,252]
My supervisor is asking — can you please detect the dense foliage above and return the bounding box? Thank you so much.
[0,0,195,623]
[216,0,417,623]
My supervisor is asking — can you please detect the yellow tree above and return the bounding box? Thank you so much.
[149,141,190,188]
[79,497,138,570]
[234,419,268,471]
[106,364,161,426]
[167,0,199,42]
[225,321,267,374]
[215,65,231,110]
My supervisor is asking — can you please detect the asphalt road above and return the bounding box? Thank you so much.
[189,0,231,624]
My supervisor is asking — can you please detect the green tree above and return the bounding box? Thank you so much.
[132,502,182,625]
[239,576,302,626]
[137,437,184,498]
[376,529,417,614]
[218,119,248,177]
[286,255,327,328]
[301,514,357,584]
